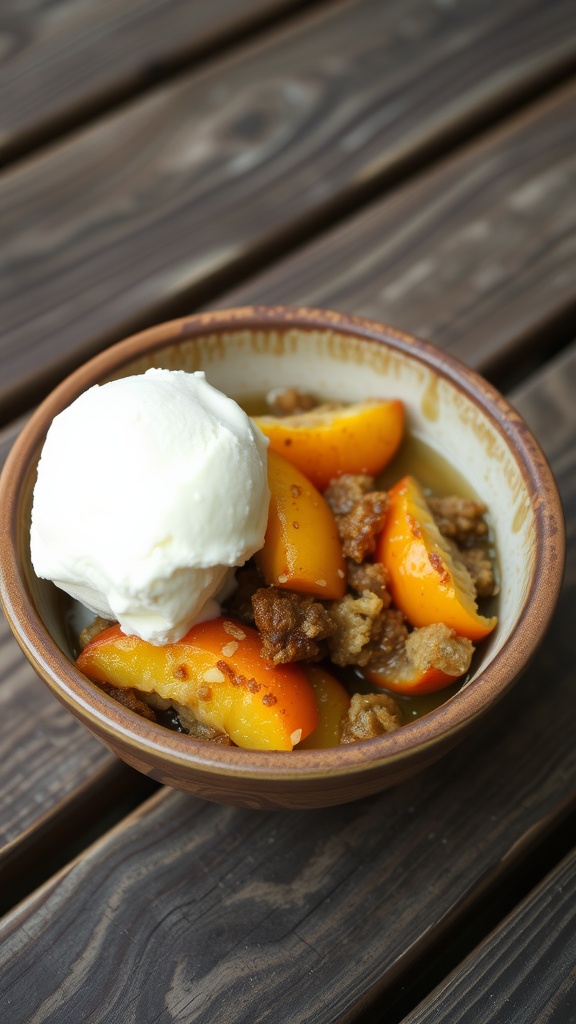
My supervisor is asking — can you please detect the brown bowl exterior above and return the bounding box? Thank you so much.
[0,307,565,809]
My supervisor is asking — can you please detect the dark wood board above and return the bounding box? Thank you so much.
[0,0,313,164]
[220,78,576,381]
[0,343,573,1023]
[2,0,576,422]
[402,846,576,1023]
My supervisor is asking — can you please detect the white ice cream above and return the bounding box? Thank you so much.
[30,368,270,644]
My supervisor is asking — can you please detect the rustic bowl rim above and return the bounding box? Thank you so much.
[0,306,566,783]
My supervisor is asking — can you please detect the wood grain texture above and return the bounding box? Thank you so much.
[402,846,576,1023]
[2,0,576,423]
[0,344,574,1021]
[0,0,311,163]
[220,79,576,379]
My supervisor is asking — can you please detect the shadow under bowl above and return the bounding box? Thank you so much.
[0,307,565,809]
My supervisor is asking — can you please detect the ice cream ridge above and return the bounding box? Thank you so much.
[30,368,270,644]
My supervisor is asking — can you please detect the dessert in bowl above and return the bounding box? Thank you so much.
[0,307,564,809]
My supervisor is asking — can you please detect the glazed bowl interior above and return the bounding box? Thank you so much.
[0,308,564,808]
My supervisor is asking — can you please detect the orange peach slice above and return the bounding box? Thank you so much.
[254,399,404,491]
[77,619,318,751]
[364,660,461,696]
[297,664,351,748]
[376,476,497,642]
[256,449,346,599]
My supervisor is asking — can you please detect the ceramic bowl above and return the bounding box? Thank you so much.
[0,307,565,809]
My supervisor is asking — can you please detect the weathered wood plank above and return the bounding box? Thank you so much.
[0,0,312,164]
[0,344,573,1023]
[2,0,576,423]
[220,79,576,380]
[401,846,576,1024]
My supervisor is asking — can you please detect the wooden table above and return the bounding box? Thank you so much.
[1,1,575,1020]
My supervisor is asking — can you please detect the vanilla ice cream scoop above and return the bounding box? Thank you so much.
[30,369,270,644]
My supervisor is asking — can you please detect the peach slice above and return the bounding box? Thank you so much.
[256,449,346,599]
[254,399,404,491]
[297,664,351,748]
[364,656,463,696]
[376,476,497,642]
[77,619,318,751]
